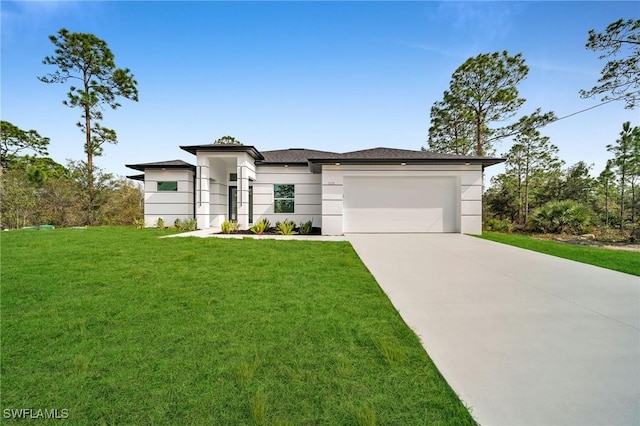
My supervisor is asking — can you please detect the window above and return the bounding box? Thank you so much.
[229,173,237,182]
[274,184,294,213]
[157,181,178,191]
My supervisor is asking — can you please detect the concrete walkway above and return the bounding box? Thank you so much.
[347,234,640,426]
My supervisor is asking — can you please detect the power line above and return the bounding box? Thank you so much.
[550,99,618,124]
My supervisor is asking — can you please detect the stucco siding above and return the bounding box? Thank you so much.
[144,169,194,227]
[253,166,322,226]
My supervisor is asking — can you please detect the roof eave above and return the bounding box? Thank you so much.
[125,163,196,172]
[179,144,265,160]
[308,158,505,167]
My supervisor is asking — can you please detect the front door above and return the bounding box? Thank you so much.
[229,186,253,223]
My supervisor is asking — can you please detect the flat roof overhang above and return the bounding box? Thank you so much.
[179,144,264,160]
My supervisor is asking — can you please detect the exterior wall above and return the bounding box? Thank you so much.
[253,165,322,227]
[144,169,194,227]
[320,164,483,235]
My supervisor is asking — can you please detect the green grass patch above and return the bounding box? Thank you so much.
[1,227,474,424]
[476,232,640,276]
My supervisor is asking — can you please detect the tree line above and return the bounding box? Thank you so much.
[425,18,639,237]
[1,120,143,229]
[484,122,640,236]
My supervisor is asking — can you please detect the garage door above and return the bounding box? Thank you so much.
[343,176,458,233]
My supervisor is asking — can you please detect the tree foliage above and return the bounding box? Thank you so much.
[0,121,50,171]
[607,121,640,229]
[427,51,555,156]
[39,28,138,223]
[560,161,595,205]
[504,130,562,224]
[426,94,475,155]
[580,18,640,109]
[0,156,143,229]
[485,121,640,237]
[214,135,242,145]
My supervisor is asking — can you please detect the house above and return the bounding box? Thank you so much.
[126,145,504,235]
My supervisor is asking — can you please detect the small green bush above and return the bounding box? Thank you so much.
[298,219,313,235]
[275,219,297,235]
[221,220,239,234]
[156,217,165,229]
[181,218,197,231]
[250,218,270,235]
[528,200,591,234]
[484,218,511,232]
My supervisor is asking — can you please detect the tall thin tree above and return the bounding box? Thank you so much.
[39,28,138,223]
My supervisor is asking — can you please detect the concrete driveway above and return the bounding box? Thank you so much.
[347,234,640,426]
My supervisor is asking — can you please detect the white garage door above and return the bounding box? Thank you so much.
[343,176,458,233]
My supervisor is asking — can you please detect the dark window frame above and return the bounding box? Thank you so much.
[157,181,178,191]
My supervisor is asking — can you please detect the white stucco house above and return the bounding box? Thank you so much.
[126,145,504,235]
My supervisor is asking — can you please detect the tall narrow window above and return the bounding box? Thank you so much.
[274,184,294,213]
[157,181,178,191]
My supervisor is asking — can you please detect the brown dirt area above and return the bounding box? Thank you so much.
[534,234,640,253]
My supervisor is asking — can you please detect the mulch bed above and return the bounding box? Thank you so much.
[217,227,322,236]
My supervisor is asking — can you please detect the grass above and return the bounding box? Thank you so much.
[476,232,640,276]
[1,227,474,425]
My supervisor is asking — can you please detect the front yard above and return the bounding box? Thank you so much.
[1,227,474,424]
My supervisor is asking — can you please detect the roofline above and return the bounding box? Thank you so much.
[255,161,309,166]
[179,144,264,160]
[308,157,505,167]
[126,174,145,181]
[125,163,196,172]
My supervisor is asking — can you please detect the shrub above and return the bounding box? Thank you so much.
[250,218,270,235]
[528,200,591,234]
[156,217,165,229]
[298,219,313,235]
[484,218,511,232]
[172,218,197,231]
[133,218,144,229]
[181,218,197,231]
[275,219,297,235]
[221,220,239,234]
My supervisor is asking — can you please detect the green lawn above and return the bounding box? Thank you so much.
[1,227,474,425]
[476,232,640,276]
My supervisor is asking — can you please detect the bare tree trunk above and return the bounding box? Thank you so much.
[620,170,626,231]
[605,182,609,227]
[631,178,636,225]
[84,70,94,226]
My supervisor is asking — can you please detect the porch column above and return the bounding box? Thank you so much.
[196,159,210,229]
[237,163,250,230]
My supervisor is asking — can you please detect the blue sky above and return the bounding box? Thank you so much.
[1,1,638,184]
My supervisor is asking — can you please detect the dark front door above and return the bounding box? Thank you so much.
[229,186,253,223]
